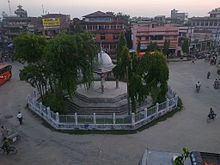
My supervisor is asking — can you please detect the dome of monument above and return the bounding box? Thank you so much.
[95,51,115,74]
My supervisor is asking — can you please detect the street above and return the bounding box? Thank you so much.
[0,59,220,165]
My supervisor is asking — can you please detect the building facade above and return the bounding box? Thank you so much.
[171,9,188,25]
[79,11,125,59]
[40,14,70,38]
[132,24,179,55]
[1,5,31,43]
[190,7,220,43]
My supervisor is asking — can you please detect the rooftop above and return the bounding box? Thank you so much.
[139,149,191,165]
[83,11,113,18]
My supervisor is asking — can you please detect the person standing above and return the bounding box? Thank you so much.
[1,126,8,139]
[207,71,210,79]
[17,112,23,125]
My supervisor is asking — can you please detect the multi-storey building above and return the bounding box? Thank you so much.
[190,7,220,43]
[40,14,71,38]
[132,24,180,55]
[79,11,125,59]
[171,9,188,25]
[2,5,30,43]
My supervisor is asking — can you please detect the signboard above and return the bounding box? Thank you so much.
[42,18,60,27]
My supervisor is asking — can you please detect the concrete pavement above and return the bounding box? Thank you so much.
[0,60,220,165]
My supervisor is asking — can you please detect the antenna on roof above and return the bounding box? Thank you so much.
[42,4,45,15]
[8,0,12,15]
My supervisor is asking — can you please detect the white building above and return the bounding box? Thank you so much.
[171,9,188,24]
[190,7,220,43]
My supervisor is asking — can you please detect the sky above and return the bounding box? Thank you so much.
[0,0,219,19]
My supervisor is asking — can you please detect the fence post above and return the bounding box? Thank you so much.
[166,98,170,111]
[131,113,135,125]
[47,107,51,119]
[144,108,148,119]
[75,112,78,125]
[175,95,179,107]
[56,112,59,123]
[39,102,43,113]
[113,113,116,125]
[33,90,37,98]
[93,113,96,125]
[156,103,159,115]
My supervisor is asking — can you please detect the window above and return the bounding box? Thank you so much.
[99,25,104,30]
[113,34,119,40]
[100,34,105,40]
[111,25,116,29]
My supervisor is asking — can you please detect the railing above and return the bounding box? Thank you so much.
[27,91,179,131]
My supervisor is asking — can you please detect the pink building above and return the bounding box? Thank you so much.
[132,24,180,56]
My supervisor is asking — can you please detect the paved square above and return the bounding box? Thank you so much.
[0,60,220,165]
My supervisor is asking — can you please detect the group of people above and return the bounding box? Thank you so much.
[195,72,217,120]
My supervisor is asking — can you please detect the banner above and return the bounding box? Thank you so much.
[42,18,60,27]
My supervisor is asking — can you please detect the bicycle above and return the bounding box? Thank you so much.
[0,145,17,154]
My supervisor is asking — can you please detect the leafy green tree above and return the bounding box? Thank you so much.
[15,33,98,113]
[146,42,160,52]
[130,51,169,108]
[14,33,48,99]
[174,148,190,165]
[68,21,82,34]
[114,32,127,88]
[181,38,189,54]
[163,39,170,56]
[14,33,47,63]
[127,51,169,112]
[45,33,98,112]
[142,51,169,103]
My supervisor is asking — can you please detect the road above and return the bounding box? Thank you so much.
[0,60,220,165]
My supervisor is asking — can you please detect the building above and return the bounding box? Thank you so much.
[79,11,125,59]
[132,24,180,55]
[154,15,166,24]
[190,7,220,43]
[171,9,188,25]
[190,29,214,53]
[40,14,70,38]
[2,5,31,43]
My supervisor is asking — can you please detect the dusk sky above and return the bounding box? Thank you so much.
[0,0,219,18]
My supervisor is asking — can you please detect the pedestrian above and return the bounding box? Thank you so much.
[207,71,210,79]
[17,112,23,125]
[1,126,8,140]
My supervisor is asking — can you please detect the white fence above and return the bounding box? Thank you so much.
[27,91,178,131]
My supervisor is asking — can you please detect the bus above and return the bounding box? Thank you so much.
[0,64,12,85]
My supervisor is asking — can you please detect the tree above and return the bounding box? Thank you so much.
[14,33,48,99]
[114,32,127,88]
[174,148,190,165]
[181,38,189,54]
[142,51,169,103]
[14,33,47,63]
[68,19,82,34]
[146,42,160,52]
[127,51,169,112]
[15,33,98,113]
[163,39,170,56]
[45,33,98,112]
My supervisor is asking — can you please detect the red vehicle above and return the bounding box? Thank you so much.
[0,64,12,85]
